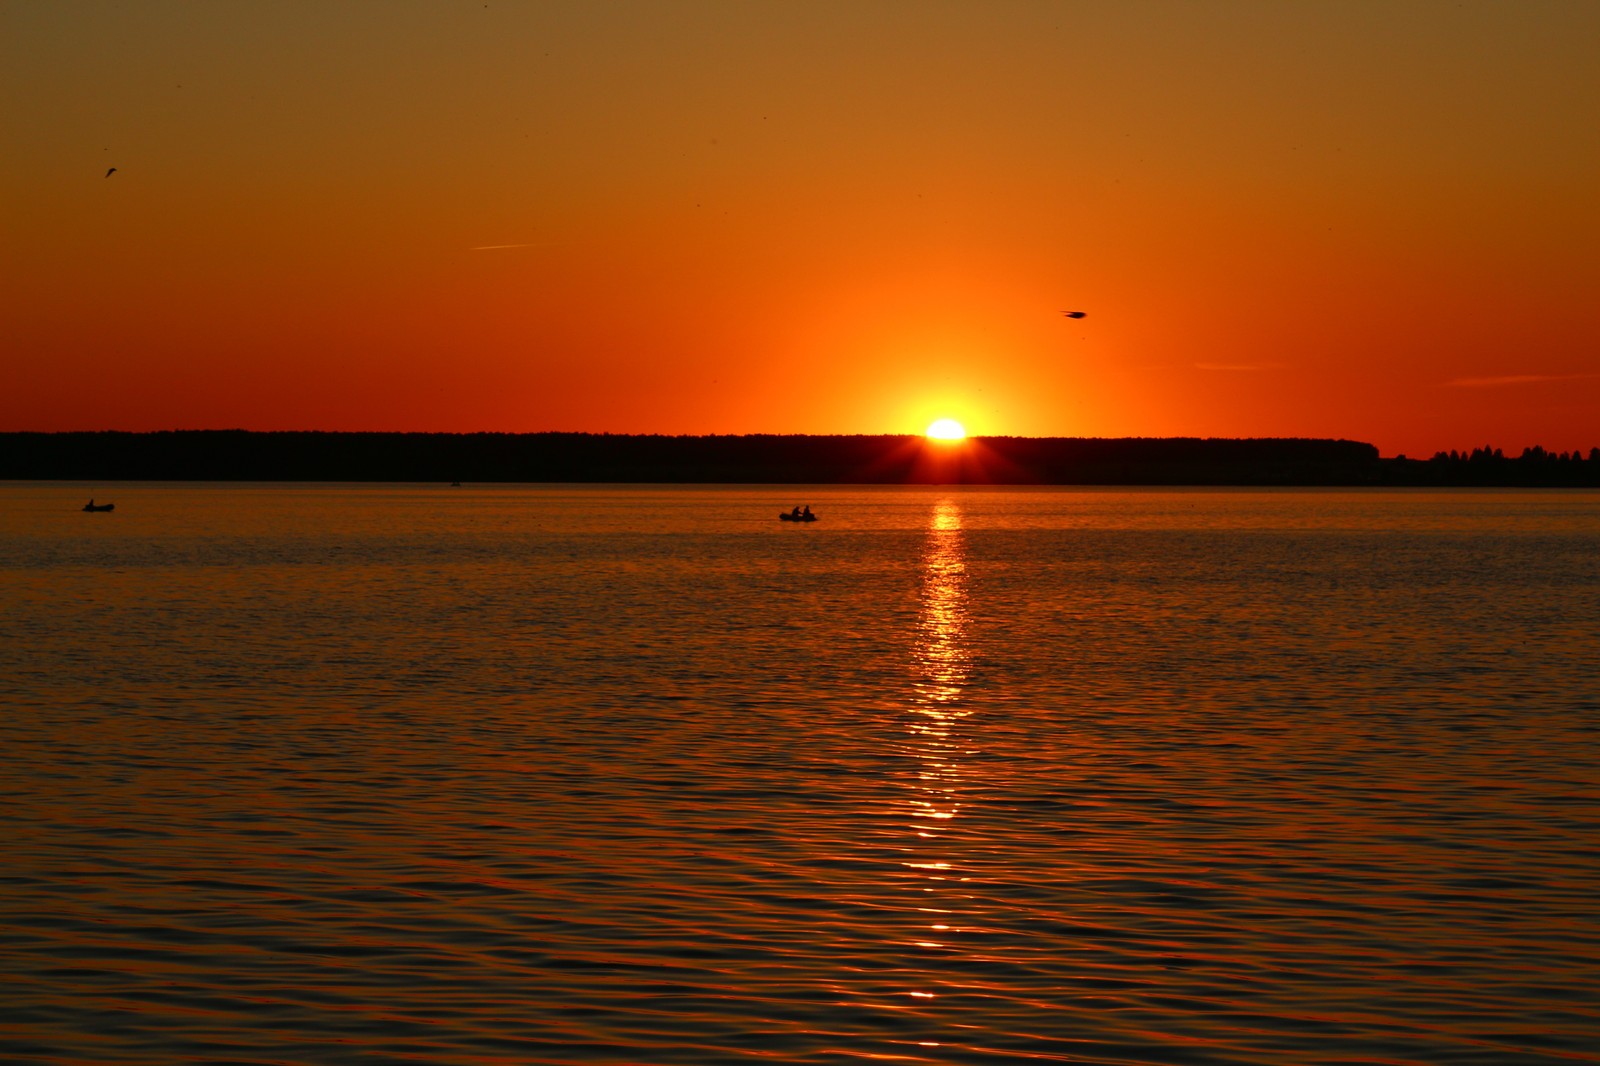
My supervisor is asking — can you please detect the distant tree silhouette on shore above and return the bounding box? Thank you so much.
[1404,443,1600,487]
[1,430,1593,486]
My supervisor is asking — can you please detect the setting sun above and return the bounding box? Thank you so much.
[926,419,967,441]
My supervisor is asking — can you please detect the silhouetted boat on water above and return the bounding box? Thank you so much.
[779,509,817,523]
[82,500,114,512]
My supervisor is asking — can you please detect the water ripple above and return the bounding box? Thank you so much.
[3,486,1598,1063]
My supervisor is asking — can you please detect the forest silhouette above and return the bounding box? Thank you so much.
[3,431,1597,486]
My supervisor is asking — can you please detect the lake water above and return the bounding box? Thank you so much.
[2,483,1597,1065]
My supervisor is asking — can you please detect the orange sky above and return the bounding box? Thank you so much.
[5,1,1597,457]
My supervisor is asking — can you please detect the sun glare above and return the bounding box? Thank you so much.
[925,419,967,441]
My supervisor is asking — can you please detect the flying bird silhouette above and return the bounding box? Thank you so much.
[105,167,117,177]
[1061,310,1086,319]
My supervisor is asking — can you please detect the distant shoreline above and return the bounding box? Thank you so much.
[2,431,1596,487]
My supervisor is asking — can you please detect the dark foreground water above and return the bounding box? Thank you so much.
[2,484,1597,1065]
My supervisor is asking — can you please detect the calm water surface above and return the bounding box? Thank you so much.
[2,484,1597,1064]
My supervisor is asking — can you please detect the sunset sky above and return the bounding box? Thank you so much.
[6,0,1597,456]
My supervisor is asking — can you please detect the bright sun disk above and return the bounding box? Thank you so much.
[925,419,967,441]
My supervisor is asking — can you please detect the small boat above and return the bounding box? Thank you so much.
[779,511,817,522]
[83,500,114,512]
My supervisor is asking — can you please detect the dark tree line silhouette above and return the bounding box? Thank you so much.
[3,431,1379,484]
[1,431,1594,486]
[1389,444,1600,487]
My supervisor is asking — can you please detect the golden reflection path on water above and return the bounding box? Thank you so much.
[900,497,975,1015]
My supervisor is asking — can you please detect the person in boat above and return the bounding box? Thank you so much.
[790,506,802,519]
[801,505,813,520]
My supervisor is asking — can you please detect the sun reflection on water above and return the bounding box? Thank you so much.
[900,497,975,1005]
[914,501,970,707]
[909,497,972,821]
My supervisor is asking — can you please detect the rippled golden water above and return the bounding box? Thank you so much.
[3,484,1597,1064]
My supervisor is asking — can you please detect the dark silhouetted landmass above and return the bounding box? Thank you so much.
[2,431,1595,485]
[1380,444,1600,487]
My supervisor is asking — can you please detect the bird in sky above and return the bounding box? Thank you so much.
[105,167,117,177]
[1061,310,1086,319]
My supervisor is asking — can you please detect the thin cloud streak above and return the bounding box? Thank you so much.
[1195,362,1278,372]
[1445,373,1598,388]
